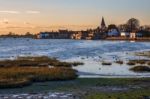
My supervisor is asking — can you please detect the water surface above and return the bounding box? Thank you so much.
[0,38,150,77]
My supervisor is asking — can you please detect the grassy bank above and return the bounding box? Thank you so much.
[0,56,83,67]
[127,59,150,65]
[0,67,77,88]
[130,66,150,72]
[0,56,83,88]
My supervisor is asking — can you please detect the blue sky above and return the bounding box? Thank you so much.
[0,0,150,34]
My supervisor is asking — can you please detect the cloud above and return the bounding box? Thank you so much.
[0,10,40,14]
[0,11,20,14]
[24,22,30,25]
[0,18,9,24]
[26,11,40,14]
[6,25,35,29]
[3,19,9,24]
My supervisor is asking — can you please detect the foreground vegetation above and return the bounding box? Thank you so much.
[130,66,150,72]
[0,56,84,67]
[0,67,77,88]
[127,59,150,65]
[0,56,83,88]
[0,78,149,99]
[0,55,149,99]
[85,88,150,99]
[135,51,150,57]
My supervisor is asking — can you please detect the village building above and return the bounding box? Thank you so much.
[107,29,120,37]
[120,31,143,39]
[37,30,74,39]
[130,32,136,39]
[71,17,107,40]
[130,32,143,39]
[120,32,130,37]
[71,31,82,40]
[37,32,51,39]
[37,17,120,40]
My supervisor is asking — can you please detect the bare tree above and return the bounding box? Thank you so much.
[118,24,128,32]
[126,18,140,32]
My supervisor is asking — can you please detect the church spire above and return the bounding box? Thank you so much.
[101,17,106,28]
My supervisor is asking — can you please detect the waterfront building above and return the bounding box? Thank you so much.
[37,17,108,40]
[130,32,143,39]
[107,24,120,37]
[120,32,130,37]
[107,29,120,37]
[130,32,136,39]
[37,30,73,39]
[37,32,50,39]
[71,31,82,40]
[120,31,143,38]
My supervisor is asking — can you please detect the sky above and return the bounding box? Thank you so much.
[0,0,150,34]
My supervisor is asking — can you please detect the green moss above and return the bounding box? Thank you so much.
[85,89,150,99]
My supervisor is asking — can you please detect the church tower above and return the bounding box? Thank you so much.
[101,17,106,29]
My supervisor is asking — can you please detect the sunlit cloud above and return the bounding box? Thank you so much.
[0,18,9,24]
[0,10,20,14]
[26,11,40,14]
[24,22,30,25]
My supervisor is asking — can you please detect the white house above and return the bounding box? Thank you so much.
[121,32,130,37]
[130,32,143,39]
[130,32,136,39]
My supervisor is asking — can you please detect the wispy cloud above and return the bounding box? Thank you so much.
[24,22,30,25]
[0,11,20,14]
[0,18,9,24]
[0,10,40,14]
[26,11,40,14]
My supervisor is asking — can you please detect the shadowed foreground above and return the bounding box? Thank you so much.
[0,78,149,99]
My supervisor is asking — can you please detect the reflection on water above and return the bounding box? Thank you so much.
[0,38,150,77]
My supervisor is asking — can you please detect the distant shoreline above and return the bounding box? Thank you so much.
[1,37,150,42]
[105,37,150,41]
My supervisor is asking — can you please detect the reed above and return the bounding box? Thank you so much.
[0,67,78,88]
[130,66,150,72]
[0,56,83,67]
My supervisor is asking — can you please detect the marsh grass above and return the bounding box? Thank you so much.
[0,67,78,88]
[127,61,136,65]
[135,51,150,57]
[102,62,112,65]
[115,60,123,65]
[130,66,150,72]
[0,56,83,67]
[127,59,150,66]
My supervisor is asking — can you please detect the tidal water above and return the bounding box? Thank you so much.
[0,38,150,77]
